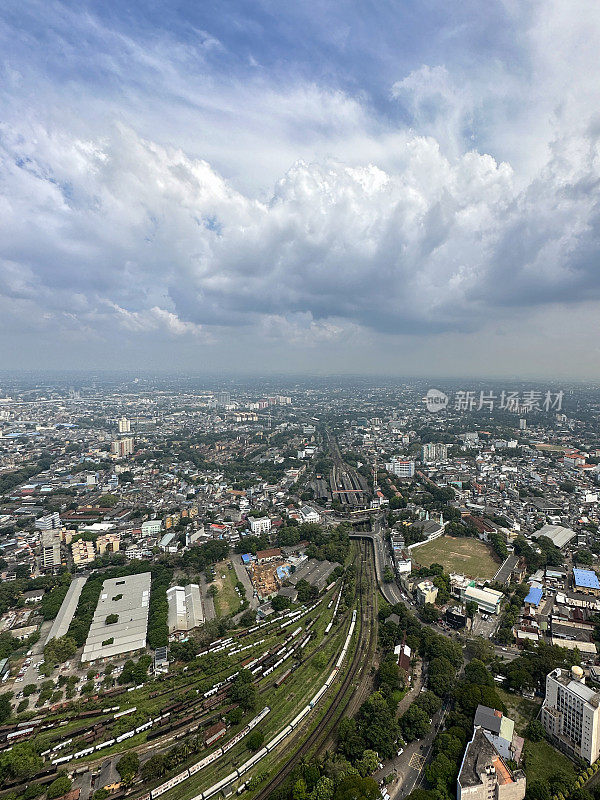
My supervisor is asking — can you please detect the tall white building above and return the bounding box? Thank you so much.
[118,416,131,433]
[35,511,61,531]
[542,667,600,764]
[422,442,449,462]
[385,457,415,478]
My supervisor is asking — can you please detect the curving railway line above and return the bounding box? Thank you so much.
[251,540,378,800]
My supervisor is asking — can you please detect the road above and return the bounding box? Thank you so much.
[199,573,216,622]
[231,552,259,609]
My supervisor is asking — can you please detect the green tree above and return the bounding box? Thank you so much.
[1,741,43,780]
[400,704,431,742]
[44,635,77,665]
[247,730,264,751]
[313,777,335,800]
[466,600,478,618]
[141,754,167,782]
[526,781,551,800]
[0,692,12,723]
[525,720,546,742]
[47,775,73,800]
[334,775,380,800]
[356,749,379,777]
[293,779,308,800]
[116,751,139,781]
[420,604,440,624]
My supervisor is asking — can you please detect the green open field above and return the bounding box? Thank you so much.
[522,739,576,785]
[213,559,243,618]
[495,689,576,787]
[411,535,500,580]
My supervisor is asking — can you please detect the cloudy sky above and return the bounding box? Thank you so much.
[1,0,600,378]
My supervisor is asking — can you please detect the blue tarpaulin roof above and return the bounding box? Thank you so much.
[524,586,543,606]
[573,568,600,590]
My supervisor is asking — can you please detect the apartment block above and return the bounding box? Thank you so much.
[542,667,600,764]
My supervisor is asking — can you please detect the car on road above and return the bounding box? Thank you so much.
[397,748,404,756]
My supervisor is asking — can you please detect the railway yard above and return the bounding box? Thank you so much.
[0,543,377,800]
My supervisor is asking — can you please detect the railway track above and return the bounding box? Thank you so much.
[45,591,350,776]
[252,541,377,800]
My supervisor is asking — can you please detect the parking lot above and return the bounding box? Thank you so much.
[470,612,498,639]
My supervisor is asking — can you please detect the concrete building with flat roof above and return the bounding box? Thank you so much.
[82,572,151,663]
[416,579,438,606]
[166,584,204,634]
[457,728,526,800]
[72,539,95,565]
[542,667,600,763]
[41,529,62,570]
[464,585,504,615]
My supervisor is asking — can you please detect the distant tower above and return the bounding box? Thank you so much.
[118,416,131,434]
[373,454,378,493]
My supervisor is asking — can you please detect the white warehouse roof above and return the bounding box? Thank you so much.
[82,572,151,663]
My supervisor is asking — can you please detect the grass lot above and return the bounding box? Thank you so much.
[522,739,577,785]
[495,689,576,786]
[213,559,242,618]
[496,688,540,734]
[412,535,500,580]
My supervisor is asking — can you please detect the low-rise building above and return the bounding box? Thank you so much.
[573,569,600,597]
[166,584,204,634]
[81,572,151,663]
[72,539,96,565]
[416,579,438,606]
[464,585,503,615]
[256,547,281,563]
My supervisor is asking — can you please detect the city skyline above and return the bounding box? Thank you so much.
[1,1,600,377]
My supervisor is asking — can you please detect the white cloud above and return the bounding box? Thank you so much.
[1,0,600,376]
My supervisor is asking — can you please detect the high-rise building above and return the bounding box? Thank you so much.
[422,442,449,462]
[41,530,62,570]
[385,457,415,478]
[118,416,131,433]
[35,511,61,531]
[216,392,231,406]
[542,667,600,764]
[111,437,134,458]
